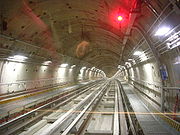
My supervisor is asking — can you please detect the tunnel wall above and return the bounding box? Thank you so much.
[125,59,162,110]
[0,60,104,94]
[123,49,180,112]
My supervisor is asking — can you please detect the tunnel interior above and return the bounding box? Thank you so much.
[0,0,180,135]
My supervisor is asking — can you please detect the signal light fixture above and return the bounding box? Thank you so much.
[117,16,123,22]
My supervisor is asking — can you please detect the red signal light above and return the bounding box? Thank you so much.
[117,16,123,22]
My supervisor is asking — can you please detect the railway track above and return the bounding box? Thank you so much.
[0,82,69,101]
[0,81,90,104]
[12,79,139,135]
[1,79,176,135]
[0,80,104,135]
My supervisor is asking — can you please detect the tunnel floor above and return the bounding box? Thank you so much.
[0,79,179,135]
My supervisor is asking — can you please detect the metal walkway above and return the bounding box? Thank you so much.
[121,81,179,135]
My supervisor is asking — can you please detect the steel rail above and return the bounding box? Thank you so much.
[1,84,94,128]
[61,82,108,135]
[117,80,137,135]
[0,81,97,120]
[41,81,108,135]
[0,81,101,135]
[16,83,101,135]
[113,82,120,135]
[72,81,113,135]
[17,80,133,135]
[116,80,128,135]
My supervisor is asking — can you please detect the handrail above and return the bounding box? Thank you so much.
[0,78,74,94]
[163,87,180,90]
[129,77,161,88]
[0,77,71,86]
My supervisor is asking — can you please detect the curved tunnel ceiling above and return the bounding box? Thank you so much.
[0,0,177,77]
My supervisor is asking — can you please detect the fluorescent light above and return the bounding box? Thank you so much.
[71,65,76,68]
[133,51,147,62]
[168,41,180,49]
[133,51,142,56]
[125,62,131,67]
[9,55,28,61]
[43,61,52,65]
[80,67,86,72]
[166,31,180,49]
[60,63,68,68]
[81,67,86,70]
[140,53,148,61]
[128,59,133,61]
[155,27,171,36]
[125,62,129,65]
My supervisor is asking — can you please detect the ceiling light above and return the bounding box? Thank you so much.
[133,50,147,62]
[166,31,180,49]
[9,55,28,61]
[60,63,68,68]
[81,67,86,70]
[140,53,148,61]
[168,41,180,49]
[155,27,171,36]
[71,65,76,68]
[128,59,133,61]
[125,62,130,65]
[80,67,86,72]
[133,51,142,56]
[43,61,52,65]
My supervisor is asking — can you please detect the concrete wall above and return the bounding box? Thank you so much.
[123,59,162,110]
[122,49,180,112]
[0,60,104,94]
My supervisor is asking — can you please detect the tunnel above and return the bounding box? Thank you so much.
[0,0,180,134]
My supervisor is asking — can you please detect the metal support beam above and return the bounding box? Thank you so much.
[122,13,137,45]
[120,12,138,63]
[132,25,160,62]
[169,0,180,14]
